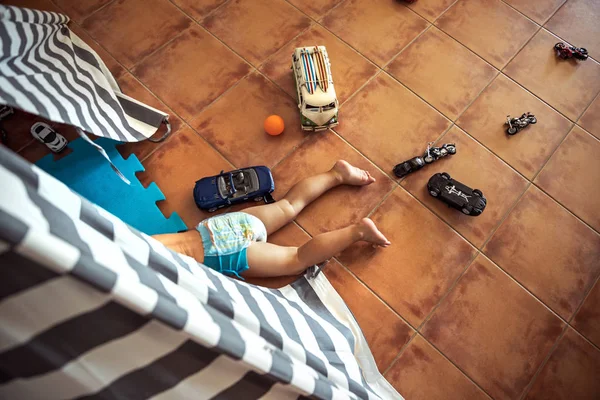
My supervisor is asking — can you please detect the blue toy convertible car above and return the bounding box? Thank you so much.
[193,166,275,212]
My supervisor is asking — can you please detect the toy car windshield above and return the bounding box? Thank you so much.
[217,169,259,199]
[35,125,57,143]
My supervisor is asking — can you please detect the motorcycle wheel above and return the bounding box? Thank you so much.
[507,127,518,135]
[529,117,537,124]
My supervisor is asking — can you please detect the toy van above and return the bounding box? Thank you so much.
[292,46,339,131]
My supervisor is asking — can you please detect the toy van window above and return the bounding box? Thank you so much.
[306,104,319,111]
[323,102,336,111]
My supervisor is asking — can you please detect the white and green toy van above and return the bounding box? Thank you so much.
[292,46,339,131]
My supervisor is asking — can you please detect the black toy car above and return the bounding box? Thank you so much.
[505,112,536,135]
[427,173,486,216]
[393,142,456,178]
[554,42,588,60]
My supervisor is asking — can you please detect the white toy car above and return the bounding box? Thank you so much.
[292,46,339,131]
[30,122,68,153]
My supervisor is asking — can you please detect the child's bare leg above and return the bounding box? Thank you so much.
[244,160,375,235]
[152,230,205,263]
[244,218,390,278]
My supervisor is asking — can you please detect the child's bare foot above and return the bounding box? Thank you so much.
[332,160,376,186]
[358,218,391,247]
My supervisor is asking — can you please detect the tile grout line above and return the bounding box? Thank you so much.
[68,0,118,24]
[409,334,495,400]
[498,24,544,71]
[379,23,433,70]
[477,181,532,251]
[381,256,497,400]
[575,90,600,127]
[414,250,482,333]
[365,185,397,219]
[129,66,253,167]
[537,0,599,63]
[277,0,360,59]
[526,0,567,26]
[479,242,571,324]
[525,125,600,237]
[532,182,600,236]
[268,133,314,171]
[427,0,460,24]
[332,258,417,331]
[331,259,420,336]
[497,0,545,26]
[534,27,600,74]
[284,0,432,72]
[394,122,456,186]
[330,125,404,183]
[338,69,384,108]
[528,120,575,182]
[500,71,583,125]
[167,0,269,70]
[565,272,600,353]
[501,26,600,105]
[380,331,419,375]
[517,324,570,400]
[519,273,600,400]
[189,0,234,23]
[128,27,190,72]
[573,123,600,145]
[256,21,318,70]
[300,0,350,24]
[541,0,569,25]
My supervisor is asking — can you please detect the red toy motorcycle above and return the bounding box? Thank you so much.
[554,42,588,61]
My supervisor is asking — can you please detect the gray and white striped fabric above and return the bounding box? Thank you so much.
[0,5,168,142]
[0,145,402,399]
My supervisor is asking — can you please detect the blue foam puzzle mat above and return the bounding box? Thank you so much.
[36,137,187,236]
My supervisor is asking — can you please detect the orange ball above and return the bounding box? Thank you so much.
[264,115,285,136]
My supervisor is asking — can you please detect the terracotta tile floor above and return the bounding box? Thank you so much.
[6,0,600,398]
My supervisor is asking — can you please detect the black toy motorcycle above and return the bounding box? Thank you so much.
[505,112,536,135]
[393,142,456,178]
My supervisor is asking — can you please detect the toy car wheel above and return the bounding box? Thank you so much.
[507,127,518,135]
[441,172,451,180]
[253,196,263,202]
[462,207,472,215]
[472,189,483,197]
[208,207,218,213]
[429,189,440,197]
